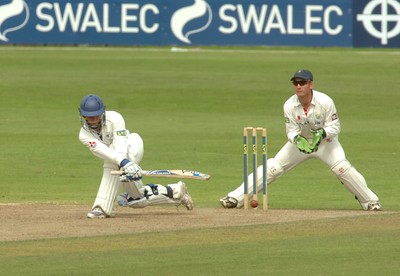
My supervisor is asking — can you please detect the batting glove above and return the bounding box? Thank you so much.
[119,174,130,182]
[294,135,313,154]
[310,129,326,152]
[120,159,142,181]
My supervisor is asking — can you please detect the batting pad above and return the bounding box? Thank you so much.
[126,183,179,208]
[91,165,120,216]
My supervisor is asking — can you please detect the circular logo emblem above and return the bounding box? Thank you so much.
[357,0,400,45]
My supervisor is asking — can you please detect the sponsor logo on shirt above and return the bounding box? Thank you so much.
[116,130,127,136]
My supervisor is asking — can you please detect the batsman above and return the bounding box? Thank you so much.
[78,94,193,218]
[220,69,381,211]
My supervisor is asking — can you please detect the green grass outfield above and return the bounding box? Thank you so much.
[0,46,399,275]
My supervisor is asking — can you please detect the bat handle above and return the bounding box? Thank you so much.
[111,170,124,175]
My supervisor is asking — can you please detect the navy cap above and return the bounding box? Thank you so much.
[290,69,313,81]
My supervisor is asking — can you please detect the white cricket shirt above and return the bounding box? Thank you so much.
[284,90,341,143]
[79,111,130,165]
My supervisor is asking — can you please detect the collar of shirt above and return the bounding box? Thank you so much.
[294,90,316,108]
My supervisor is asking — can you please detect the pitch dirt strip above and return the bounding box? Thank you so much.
[0,204,385,242]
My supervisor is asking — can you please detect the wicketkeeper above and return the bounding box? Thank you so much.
[220,69,381,211]
[79,94,193,218]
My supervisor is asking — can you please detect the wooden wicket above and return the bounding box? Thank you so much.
[243,127,267,211]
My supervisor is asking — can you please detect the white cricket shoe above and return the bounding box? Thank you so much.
[219,196,238,209]
[87,206,115,218]
[367,201,382,211]
[359,200,382,211]
[177,181,194,210]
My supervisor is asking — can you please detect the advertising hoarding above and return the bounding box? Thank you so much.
[0,0,398,48]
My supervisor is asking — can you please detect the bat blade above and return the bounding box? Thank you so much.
[111,169,211,181]
[144,170,211,180]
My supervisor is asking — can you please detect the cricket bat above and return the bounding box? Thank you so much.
[111,169,211,181]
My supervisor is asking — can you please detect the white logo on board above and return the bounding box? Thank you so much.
[0,0,29,42]
[357,0,400,45]
[170,0,212,44]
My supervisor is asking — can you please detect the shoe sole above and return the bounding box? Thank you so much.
[178,182,193,210]
[219,199,228,208]
[183,194,194,210]
[87,206,115,218]
[87,213,107,218]
[219,198,238,209]
[368,206,382,211]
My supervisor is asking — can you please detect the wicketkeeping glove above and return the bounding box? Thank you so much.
[294,135,313,154]
[310,129,326,152]
[120,159,142,181]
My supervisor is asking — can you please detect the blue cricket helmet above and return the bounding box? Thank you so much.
[79,94,105,117]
